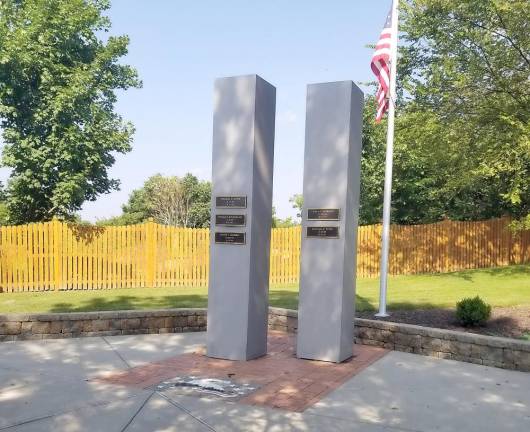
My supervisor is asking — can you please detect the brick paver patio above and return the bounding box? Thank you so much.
[101,331,388,412]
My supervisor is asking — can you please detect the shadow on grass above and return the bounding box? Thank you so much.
[269,291,381,312]
[48,292,380,313]
[480,264,530,276]
[356,294,376,312]
[49,295,208,313]
[428,264,530,281]
[385,301,451,311]
[269,290,298,310]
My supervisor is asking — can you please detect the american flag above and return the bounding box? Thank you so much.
[371,6,394,122]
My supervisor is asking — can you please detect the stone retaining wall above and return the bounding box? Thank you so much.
[0,309,207,341]
[268,307,530,372]
[1,307,529,372]
[268,307,299,333]
[354,318,530,371]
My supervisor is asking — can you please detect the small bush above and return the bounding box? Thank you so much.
[455,296,492,326]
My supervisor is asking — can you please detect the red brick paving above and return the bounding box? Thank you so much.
[100,331,388,412]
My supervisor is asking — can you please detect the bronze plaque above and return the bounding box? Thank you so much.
[215,214,246,227]
[307,208,340,221]
[306,226,339,239]
[215,196,247,209]
[215,232,246,245]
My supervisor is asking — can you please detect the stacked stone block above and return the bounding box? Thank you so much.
[0,309,206,341]
[1,307,528,372]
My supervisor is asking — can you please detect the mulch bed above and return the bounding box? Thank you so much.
[358,306,530,340]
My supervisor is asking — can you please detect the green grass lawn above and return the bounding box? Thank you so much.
[0,265,528,314]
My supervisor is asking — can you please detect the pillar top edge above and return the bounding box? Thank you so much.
[214,74,273,84]
[306,80,364,96]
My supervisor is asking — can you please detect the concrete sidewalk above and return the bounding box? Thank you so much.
[1,332,529,431]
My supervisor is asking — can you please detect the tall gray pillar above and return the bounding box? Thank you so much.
[207,75,276,361]
[296,81,364,363]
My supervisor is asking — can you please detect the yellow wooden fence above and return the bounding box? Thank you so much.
[0,218,529,292]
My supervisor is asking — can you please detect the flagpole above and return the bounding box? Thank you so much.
[376,0,399,318]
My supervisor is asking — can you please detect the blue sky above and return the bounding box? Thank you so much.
[3,1,390,222]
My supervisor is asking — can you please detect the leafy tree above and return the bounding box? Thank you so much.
[271,207,280,228]
[144,175,186,226]
[182,174,211,228]
[0,0,141,224]
[360,99,527,225]
[0,182,8,225]
[399,0,530,222]
[99,174,212,227]
[359,1,530,225]
[359,97,386,225]
[0,182,7,225]
[144,174,211,227]
[272,206,297,228]
[274,217,297,228]
[117,188,150,225]
[0,203,9,226]
[346,97,442,225]
[289,194,304,221]
[510,215,530,232]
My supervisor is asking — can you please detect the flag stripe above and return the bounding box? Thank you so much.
[370,4,394,122]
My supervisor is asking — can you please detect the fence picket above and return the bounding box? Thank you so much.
[0,218,528,292]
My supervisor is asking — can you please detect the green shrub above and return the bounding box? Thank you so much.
[455,296,492,326]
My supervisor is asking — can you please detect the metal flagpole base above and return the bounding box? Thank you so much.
[374,312,390,318]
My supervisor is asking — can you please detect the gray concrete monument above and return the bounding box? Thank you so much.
[207,74,276,361]
[296,81,364,363]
